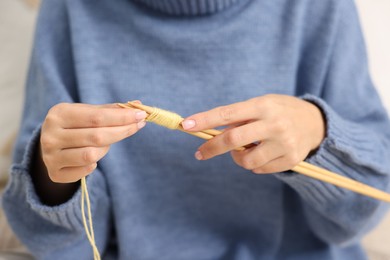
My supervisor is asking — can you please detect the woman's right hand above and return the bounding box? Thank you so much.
[40,103,146,183]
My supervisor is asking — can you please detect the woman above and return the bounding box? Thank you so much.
[3,0,390,259]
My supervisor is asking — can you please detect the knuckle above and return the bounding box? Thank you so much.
[55,102,69,109]
[49,103,67,116]
[251,98,261,110]
[259,95,274,109]
[89,112,105,127]
[241,156,255,170]
[44,113,58,126]
[252,168,263,174]
[40,134,56,150]
[224,130,242,147]
[48,104,61,115]
[46,103,70,126]
[48,170,62,183]
[287,152,301,167]
[41,153,54,168]
[90,132,105,146]
[82,148,98,164]
[273,118,289,133]
[85,163,97,174]
[284,136,297,151]
[218,106,235,122]
[253,96,275,118]
[253,97,266,110]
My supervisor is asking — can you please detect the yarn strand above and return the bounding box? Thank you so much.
[81,177,101,260]
[145,106,183,130]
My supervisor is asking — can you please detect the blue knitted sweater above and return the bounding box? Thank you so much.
[3,0,390,259]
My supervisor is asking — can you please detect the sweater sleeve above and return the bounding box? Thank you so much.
[276,0,390,246]
[1,1,111,258]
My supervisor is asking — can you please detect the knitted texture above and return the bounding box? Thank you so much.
[3,0,390,259]
[134,0,240,15]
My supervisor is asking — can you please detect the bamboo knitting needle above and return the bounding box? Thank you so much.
[117,103,217,140]
[118,102,390,203]
[118,102,256,149]
[292,163,390,202]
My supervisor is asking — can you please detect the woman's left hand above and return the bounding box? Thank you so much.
[182,94,326,174]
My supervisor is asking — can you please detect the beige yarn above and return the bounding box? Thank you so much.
[81,177,100,260]
[146,107,183,130]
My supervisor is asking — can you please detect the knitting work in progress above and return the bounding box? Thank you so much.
[80,101,390,259]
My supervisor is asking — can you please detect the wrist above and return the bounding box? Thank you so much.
[306,101,326,151]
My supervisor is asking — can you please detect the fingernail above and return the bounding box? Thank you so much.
[137,121,146,129]
[135,110,147,121]
[195,151,203,160]
[182,119,196,130]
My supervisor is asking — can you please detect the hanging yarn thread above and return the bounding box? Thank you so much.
[79,102,182,260]
[81,177,101,260]
[80,103,183,260]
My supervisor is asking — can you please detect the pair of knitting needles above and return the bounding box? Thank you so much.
[118,101,390,203]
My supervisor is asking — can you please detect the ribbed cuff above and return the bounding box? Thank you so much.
[5,166,83,231]
[276,94,389,206]
[135,0,240,16]
[3,125,101,231]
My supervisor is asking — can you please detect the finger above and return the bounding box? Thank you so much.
[182,99,260,131]
[250,155,300,174]
[100,103,125,109]
[196,121,269,160]
[220,121,250,132]
[230,141,285,171]
[50,103,147,128]
[58,146,110,167]
[50,163,98,183]
[58,123,144,148]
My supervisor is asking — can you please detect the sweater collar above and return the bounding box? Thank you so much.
[134,0,240,16]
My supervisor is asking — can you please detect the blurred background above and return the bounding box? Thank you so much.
[0,0,389,259]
